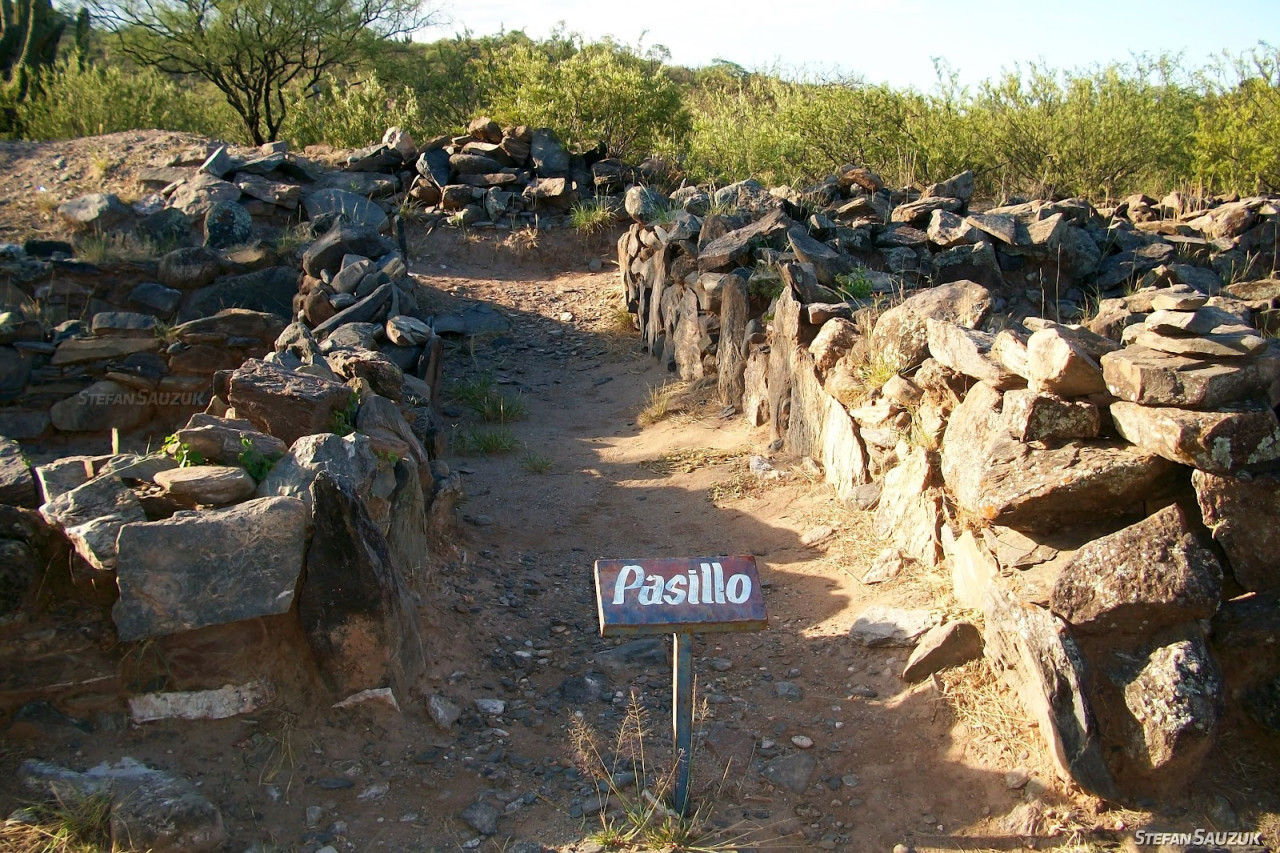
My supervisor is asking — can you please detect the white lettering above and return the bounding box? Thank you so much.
[713,562,726,604]
[687,569,699,604]
[700,564,712,602]
[612,565,643,604]
[639,573,665,605]
[726,573,751,604]
[663,575,687,605]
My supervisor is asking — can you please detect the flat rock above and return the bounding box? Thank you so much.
[1110,401,1280,474]
[50,337,159,365]
[460,800,499,835]
[1133,329,1268,359]
[226,359,354,446]
[902,621,983,682]
[173,415,287,465]
[39,474,146,570]
[153,465,256,506]
[1050,504,1222,634]
[20,757,225,853]
[1101,345,1280,408]
[180,265,298,321]
[112,496,309,640]
[942,382,1174,531]
[761,751,817,794]
[303,188,388,231]
[57,193,131,231]
[849,605,938,647]
[698,208,793,271]
[1192,470,1280,593]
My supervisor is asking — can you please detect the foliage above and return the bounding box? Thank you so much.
[162,432,203,466]
[1193,44,1280,194]
[283,72,423,148]
[13,56,236,139]
[329,392,358,436]
[93,0,433,144]
[569,197,617,235]
[834,268,873,300]
[484,32,690,161]
[518,450,553,473]
[237,436,281,482]
[449,374,526,423]
[0,0,67,105]
[452,425,518,455]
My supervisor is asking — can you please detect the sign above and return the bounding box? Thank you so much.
[594,556,767,637]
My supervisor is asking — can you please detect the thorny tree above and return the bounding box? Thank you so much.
[92,0,434,144]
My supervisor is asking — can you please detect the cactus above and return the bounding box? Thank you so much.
[0,0,68,99]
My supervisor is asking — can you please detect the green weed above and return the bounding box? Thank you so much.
[519,451,554,473]
[161,433,204,467]
[0,790,114,853]
[238,436,282,483]
[569,198,617,234]
[450,375,527,423]
[453,426,519,455]
[834,268,873,300]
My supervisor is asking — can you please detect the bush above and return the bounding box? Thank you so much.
[13,58,238,140]
[485,33,689,161]
[283,73,425,149]
[1193,44,1280,195]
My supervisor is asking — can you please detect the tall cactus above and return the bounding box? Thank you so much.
[0,0,68,99]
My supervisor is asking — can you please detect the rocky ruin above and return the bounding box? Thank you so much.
[2,115,1279,845]
[619,169,1280,801]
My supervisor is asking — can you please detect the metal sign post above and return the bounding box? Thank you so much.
[594,556,768,817]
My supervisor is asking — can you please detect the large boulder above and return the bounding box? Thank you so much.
[717,272,750,409]
[1192,470,1280,592]
[112,496,310,641]
[301,224,395,278]
[299,474,425,701]
[180,266,298,321]
[1110,401,1280,474]
[697,208,793,271]
[870,281,991,372]
[942,382,1175,530]
[226,360,354,446]
[1049,504,1222,634]
[256,431,393,523]
[153,465,257,506]
[302,188,388,231]
[1026,327,1107,397]
[172,414,287,466]
[925,319,1024,389]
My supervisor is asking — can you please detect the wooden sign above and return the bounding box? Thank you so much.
[593,556,768,637]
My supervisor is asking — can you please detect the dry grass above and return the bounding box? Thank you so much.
[637,447,750,475]
[936,658,1043,773]
[502,225,541,253]
[637,377,718,426]
[0,792,115,853]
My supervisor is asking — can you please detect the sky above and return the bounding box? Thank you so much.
[431,0,1279,90]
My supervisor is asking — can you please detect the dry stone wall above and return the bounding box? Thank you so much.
[619,168,1280,802]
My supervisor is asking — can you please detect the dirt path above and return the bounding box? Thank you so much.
[0,228,1101,853]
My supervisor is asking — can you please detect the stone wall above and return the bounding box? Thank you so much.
[619,170,1280,801]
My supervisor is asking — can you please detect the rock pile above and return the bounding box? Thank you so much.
[0,126,529,723]
[619,168,1280,801]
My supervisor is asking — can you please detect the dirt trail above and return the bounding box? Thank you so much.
[0,228,1097,853]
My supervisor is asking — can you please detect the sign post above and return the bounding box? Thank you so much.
[594,556,768,816]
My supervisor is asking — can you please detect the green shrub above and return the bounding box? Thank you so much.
[485,33,689,161]
[14,58,237,140]
[1193,45,1280,194]
[283,73,424,149]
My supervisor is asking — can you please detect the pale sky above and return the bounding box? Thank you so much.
[430,0,1279,90]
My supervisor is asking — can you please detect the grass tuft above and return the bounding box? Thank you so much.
[519,451,554,473]
[0,791,114,853]
[569,198,617,235]
[450,375,527,424]
[453,426,519,456]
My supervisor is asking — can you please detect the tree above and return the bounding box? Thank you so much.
[93,0,433,144]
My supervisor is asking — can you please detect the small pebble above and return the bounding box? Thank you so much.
[791,735,814,749]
